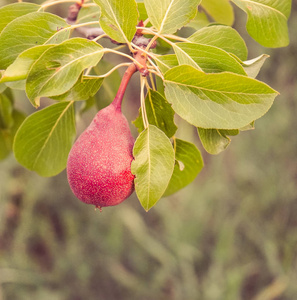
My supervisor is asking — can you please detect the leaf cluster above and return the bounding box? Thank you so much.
[0,0,291,210]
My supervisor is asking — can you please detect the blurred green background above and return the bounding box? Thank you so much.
[1,1,297,300]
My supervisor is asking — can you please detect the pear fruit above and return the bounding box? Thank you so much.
[67,98,135,208]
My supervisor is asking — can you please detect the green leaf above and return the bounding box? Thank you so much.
[188,25,248,61]
[198,128,232,154]
[241,54,269,78]
[93,0,138,43]
[13,102,76,177]
[133,90,177,138]
[77,5,101,25]
[51,75,104,101]
[0,2,40,34]
[0,109,26,161]
[163,139,203,196]
[0,12,69,69]
[0,93,13,129]
[26,38,104,107]
[155,54,179,73]
[231,0,291,48]
[1,45,54,84]
[201,0,234,25]
[173,42,246,74]
[144,0,201,34]
[131,125,175,211]
[164,65,278,129]
[186,11,210,30]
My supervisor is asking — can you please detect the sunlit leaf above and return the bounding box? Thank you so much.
[232,0,291,47]
[144,0,201,34]
[26,38,104,107]
[94,0,138,43]
[0,12,69,69]
[164,65,278,129]
[189,25,248,61]
[132,125,175,211]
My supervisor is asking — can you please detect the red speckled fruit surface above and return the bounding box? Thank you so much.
[67,102,135,207]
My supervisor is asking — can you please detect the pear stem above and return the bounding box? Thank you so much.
[112,49,148,111]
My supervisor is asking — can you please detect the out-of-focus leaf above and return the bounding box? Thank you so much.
[201,0,234,25]
[0,93,13,129]
[77,5,101,25]
[13,101,76,177]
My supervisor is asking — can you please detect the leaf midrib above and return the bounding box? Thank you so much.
[32,101,73,169]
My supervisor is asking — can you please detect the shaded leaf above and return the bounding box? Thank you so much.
[0,109,26,161]
[26,38,104,107]
[144,0,201,34]
[94,0,138,43]
[77,5,101,25]
[164,65,278,129]
[241,54,269,78]
[0,93,13,129]
[0,12,69,69]
[131,125,175,211]
[164,139,203,196]
[187,11,210,30]
[51,75,104,101]
[13,102,76,177]
[133,90,177,138]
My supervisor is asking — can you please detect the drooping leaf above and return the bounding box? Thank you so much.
[231,0,291,47]
[0,2,40,34]
[1,45,54,84]
[173,42,246,74]
[131,125,175,211]
[0,12,69,69]
[198,128,232,154]
[0,93,13,129]
[0,109,26,161]
[26,38,104,107]
[13,102,76,177]
[133,90,177,138]
[201,0,234,26]
[144,0,201,34]
[93,0,138,43]
[163,139,203,196]
[51,75,104,101]
[188,25,248,61]
[241,54,269,78]
[77,5,101,25]
[164,65,278,129]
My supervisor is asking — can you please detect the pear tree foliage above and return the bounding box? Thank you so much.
[0,0,291,210]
